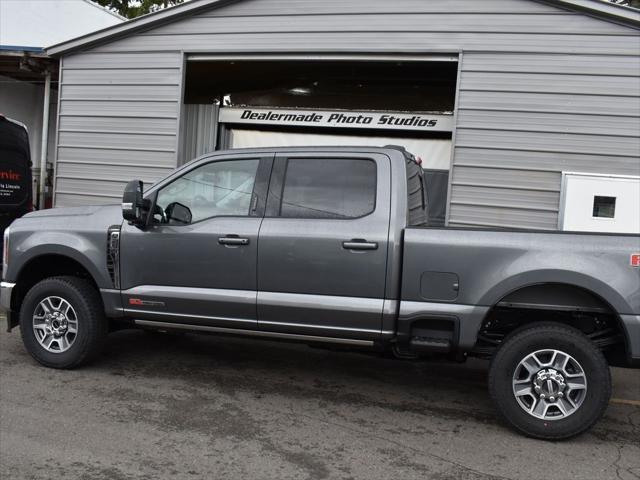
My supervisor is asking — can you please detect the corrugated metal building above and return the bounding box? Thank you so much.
[46,0,640,231]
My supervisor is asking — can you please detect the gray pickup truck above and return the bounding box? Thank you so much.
[1,146,639,439]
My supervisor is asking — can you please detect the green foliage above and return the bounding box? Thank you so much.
[91,0,187,19]
[92,0,638,20]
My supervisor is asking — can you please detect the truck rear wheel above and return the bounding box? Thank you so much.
[488,323,610,440]
[19,276,107,369]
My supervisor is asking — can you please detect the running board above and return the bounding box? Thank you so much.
[134,319,375,347]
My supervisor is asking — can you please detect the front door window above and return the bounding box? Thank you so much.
[155,159,260,224]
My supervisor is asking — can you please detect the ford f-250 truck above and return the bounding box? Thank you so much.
[1,146,639,440]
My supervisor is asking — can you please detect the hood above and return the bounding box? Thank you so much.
[14,204,124,232]
[23,204,119,219]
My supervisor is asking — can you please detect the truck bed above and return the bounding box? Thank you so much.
[399,226,640,357]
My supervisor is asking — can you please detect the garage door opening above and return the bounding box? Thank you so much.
[180,56,459,171]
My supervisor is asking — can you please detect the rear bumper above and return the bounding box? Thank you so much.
[0,282,16,331]
[620,314,640,367]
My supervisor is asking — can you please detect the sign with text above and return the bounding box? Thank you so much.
[0,118,32,211]
[219,108,454,132]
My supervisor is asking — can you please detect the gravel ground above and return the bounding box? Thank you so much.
[1,319,639,480]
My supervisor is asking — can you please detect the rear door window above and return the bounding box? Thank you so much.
[279,158,376,219]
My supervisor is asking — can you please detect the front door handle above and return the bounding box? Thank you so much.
[342,239,378,251]
[218,235,250,246]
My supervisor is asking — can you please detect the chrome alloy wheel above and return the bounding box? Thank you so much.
[512,349,587,421]
[32,296,78,353]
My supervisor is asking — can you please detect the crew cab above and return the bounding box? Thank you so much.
[1,146,639,440]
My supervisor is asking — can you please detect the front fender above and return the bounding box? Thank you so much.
[7,230,111,289]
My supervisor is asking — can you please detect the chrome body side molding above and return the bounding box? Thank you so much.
[134,319,375,347]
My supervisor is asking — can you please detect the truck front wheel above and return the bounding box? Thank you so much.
[19,276,107,369]
[488,323,611,440]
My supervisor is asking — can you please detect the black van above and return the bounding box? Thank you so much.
[1,115,33,255]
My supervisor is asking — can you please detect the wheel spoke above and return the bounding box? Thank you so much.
[522,356,541,376]
[514,383,533,397]
[557,398,571,416]
[40,299,52,314]
[513,377,531,385]
[532,398,549,417]
[567,376,587,391]
[552,351,569,371]
[565,394,577,409]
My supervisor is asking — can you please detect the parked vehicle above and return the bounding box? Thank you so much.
[1,146,638,439]
[0,115,32,273]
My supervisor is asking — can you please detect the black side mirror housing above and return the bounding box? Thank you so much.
[122,180,146,225]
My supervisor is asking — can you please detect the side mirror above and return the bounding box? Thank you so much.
[165,202,192,225]
[122,180,145,225]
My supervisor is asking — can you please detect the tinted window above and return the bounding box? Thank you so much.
[280,158,376,219]
[155,159,259,224]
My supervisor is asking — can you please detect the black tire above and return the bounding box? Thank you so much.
[488,322,611,440]
[20,276,107,369]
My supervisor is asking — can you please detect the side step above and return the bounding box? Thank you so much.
[409,336,452,353]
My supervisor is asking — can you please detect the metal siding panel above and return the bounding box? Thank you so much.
[56,177,126,199]
[450,185,561,211]
[460,71,640,97]
[55,193,116,207]
[63,52,181,69]
[455,128,640,157]
[448,204,559,230]
[59,100,179,117]
[62,68,181,84]
[456,110,640,137]
[454,147,640,176]
[92,32,639,55]
[451,48,638,229]
[457,90,640,116]
[57,147,176,168]
[56,161,171,184]
[54,49,183,206]
[58,116,177,134]
[461,53,640,76]
[452,166,562,191]
[61,84,179,101]
[58,131,177,151]
[152,13,630,35]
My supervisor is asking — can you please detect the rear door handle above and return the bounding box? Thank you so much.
[218,235,250,246]
[342,239,378,251]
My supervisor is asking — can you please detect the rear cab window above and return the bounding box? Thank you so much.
[278,158,377,219]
